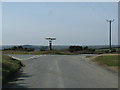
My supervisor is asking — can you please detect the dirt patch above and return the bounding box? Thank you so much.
[107,66,119,72]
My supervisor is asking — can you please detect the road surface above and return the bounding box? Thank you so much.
[4,54,118,88]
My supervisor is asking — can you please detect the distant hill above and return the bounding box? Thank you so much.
[1,45,119,51]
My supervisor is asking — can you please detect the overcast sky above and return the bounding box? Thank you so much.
[2,2,118,46]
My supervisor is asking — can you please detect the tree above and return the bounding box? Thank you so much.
[69,46,83,52]
[83,46,88,50]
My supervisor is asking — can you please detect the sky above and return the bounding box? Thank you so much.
[2,2,118,46]
[0,2,2,46]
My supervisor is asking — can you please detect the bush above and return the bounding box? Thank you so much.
[3,46,34,52]
[69,45,95,54]
[69,46,82,52]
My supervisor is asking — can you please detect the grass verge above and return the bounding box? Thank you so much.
[90,54,120,72]
[2,55,23,85]
[93,54,119,66]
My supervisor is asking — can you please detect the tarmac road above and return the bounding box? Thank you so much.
[4,54,118,88]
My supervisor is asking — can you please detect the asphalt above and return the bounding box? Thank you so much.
[4,54,118,88]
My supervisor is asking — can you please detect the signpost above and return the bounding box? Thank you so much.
[46,37,56,51]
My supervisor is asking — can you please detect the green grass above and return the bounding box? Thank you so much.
[96,48,120,52]
[2,50,78,55]
[2,55,22,84]
[94,55,119,66]
[96,49,109,51]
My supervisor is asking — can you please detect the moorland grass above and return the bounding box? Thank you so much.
[2,50,78,55]
[2,55,22,84]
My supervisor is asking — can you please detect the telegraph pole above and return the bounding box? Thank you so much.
[106,19,114,52]
[46,37,56,51]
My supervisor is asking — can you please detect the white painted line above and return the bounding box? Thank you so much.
[24,55,40,60]
[11,56,23,61]
[9,54,67,61]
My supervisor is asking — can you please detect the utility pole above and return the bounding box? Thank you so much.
[106,19,114,52]
[46,37,56,51]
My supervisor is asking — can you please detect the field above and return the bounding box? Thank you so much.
[96,48,120,52]
[2,55,22,84]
